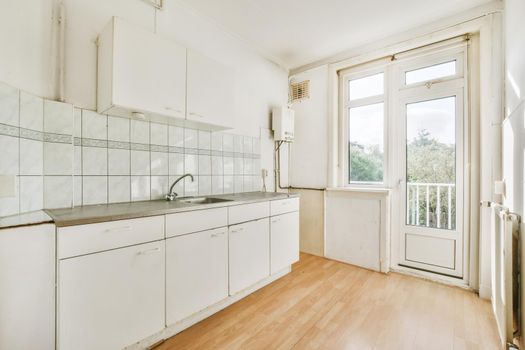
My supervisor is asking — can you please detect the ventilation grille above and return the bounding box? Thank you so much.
[290,80,310,103]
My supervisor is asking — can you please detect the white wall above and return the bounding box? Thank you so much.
[502,0,525,345]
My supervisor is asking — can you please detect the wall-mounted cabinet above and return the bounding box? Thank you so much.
[98,17,186,121]
[98,17,234,130]
[186,49,235,129]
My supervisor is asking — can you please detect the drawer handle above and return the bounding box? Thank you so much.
[137,247,161,255]
[189,112,205,118]
[231,227,244,233]
[165,106,182,113]
[104,225,131,233]
[272,218,280,223]
[211,231,226,238]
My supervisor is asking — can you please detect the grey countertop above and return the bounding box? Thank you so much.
[0,210,54,230]
[45,192,299,227]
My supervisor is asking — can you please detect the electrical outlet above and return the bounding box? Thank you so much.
[0,175,16,198]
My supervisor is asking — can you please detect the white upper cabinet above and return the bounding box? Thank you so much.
[97,17,186,121]
[186,49,235,130]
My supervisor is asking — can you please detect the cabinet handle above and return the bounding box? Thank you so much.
[136,247,161,255]
[272,218,280,223]
[104,225,131,233]
[231,227,244,233]
[189,112,205,119]
[165,106,182,113]
[211,231,226,238]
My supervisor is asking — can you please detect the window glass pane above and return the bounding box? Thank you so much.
[349,73,384,101]
[405,60,456,85]
[348,103,384,183]
[406,96,456,230]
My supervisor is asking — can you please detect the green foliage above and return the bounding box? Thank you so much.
[349,143,383,183]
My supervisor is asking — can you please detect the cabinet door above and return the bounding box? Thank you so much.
[270,212,300,274]
[229,218,270,295]
[58,241,165,350]
[99,17,186,120]
[186,49,234,129]
[166,227,228,325]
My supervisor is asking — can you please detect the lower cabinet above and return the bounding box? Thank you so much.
[166,227,229,325]
[229,218,270,295]
[270,212,300,274]
[58,241,165,350]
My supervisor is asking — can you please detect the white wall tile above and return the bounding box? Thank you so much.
[151,175,168,200]
[108,149,130,175]
[253,138,261,155]
[184,128,198,149]
[168,126,184,147]
[44,143,72,175]
[0,135,19,175]
[198,155,211,175]
[74,146,82,176]
[150,123,168,146]
[185,176,198,196]
[234,176,243,193]
[82,110,107,139]
[83,176,108,205]
[44,176,72,209]
[131,175,150,201]
[169,153,184,175]
[108,116,130,142]
[0,82,19,127]
[43,100,73,135]
[184,154,197,174]
[243,136,253,154]
[198,175,211,196]
[82,147,107,176]
[0,177,19,216]
[108,176,131,203]
[20,91,43,131]
[20,139,43,175]
[223,157,234,175]
[223,175,234,194]
[211,156,223,175]
[233,135,243,153]
[243,176,253,192]
[223,134,234,152]
[73,176,82,206]
[198,130,211,150]
[211,133,223,151]
[151,152,168,175]
[131,120,149,144]
[211,176,223,195]
[131,150,150,175]
[243,158,253,175]
[252,176,261,191]
[20,176,43,212]
[234,157,243,175]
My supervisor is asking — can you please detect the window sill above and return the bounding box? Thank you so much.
[326,187,391,195]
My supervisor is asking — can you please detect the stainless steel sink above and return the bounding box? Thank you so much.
[178,197,233,205]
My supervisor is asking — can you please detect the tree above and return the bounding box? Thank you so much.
[349,143,383,182]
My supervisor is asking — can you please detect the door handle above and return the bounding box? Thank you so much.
[104,225,131,233]
[231,227,244,234]
[189,112,205,119]
[211,231,226,238]
[165,106,182,113]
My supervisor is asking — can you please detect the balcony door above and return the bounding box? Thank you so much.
[396,52,466,278]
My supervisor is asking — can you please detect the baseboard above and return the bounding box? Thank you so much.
[124,266,292,350]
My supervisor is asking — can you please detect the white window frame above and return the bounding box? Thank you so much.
[339,62,389,187]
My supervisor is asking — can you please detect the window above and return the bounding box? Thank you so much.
[405,60,456,85]
[344,71,385,185]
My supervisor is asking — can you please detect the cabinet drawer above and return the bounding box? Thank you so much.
[270,198,299,216]
[58,216,164,259]
[228,202,270,225]
[166,207,227,238]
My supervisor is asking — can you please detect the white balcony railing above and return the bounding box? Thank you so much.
[406,182,456,230]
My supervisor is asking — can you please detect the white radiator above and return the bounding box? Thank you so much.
[485,201,521,349]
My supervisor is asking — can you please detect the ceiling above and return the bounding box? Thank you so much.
[179,0,494,70]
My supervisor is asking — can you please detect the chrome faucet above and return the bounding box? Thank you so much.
[166,174,194,201]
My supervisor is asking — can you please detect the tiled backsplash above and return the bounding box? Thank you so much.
[0,82,262,216]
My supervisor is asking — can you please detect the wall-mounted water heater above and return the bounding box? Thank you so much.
[272,107,295,142]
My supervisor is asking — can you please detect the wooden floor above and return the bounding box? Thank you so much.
[155,253,501,350]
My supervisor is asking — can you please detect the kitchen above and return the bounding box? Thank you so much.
[0,0,523,349]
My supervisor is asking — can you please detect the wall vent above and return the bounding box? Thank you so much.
[290,80,310,103]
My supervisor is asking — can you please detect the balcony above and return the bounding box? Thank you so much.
[406,182,456,230]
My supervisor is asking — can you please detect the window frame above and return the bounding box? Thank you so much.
[339,63,389,187]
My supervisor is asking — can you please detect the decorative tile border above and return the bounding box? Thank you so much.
[43,132,73,144]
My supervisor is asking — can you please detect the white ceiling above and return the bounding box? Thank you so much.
[179,0,494,70]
